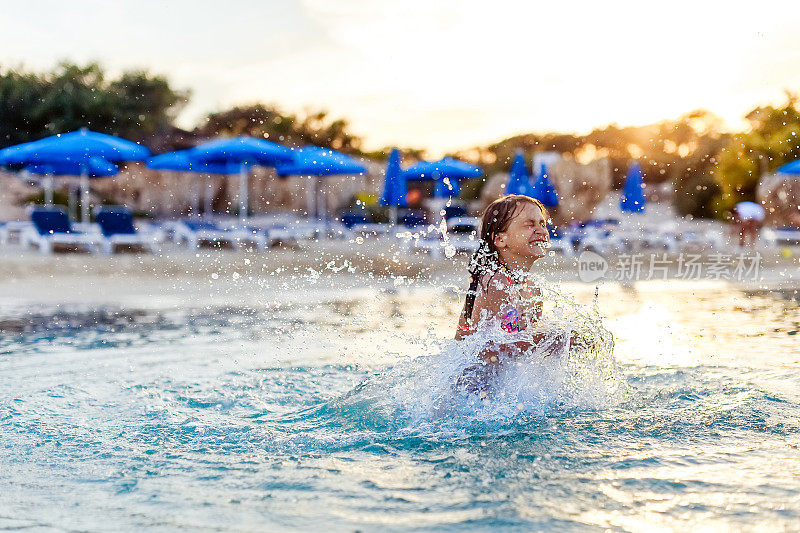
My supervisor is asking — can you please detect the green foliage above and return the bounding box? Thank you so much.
[458,178,485,201]
[673,174,721,219]
[197,104,363,154]
[23,189,71,207]
[361,147,427,162]
[0,62,188,147]
[713,92,800,216]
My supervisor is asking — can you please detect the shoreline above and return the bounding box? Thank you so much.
[1,240,797,309]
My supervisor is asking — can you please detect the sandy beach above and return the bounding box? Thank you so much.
[1,235,798,308]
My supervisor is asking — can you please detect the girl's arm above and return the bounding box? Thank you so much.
[477,335,547,364]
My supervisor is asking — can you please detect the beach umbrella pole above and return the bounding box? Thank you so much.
[204,176,213,216]
[390,206,398,226]
[192,176,200,216]
[44,175,54,206]
[317,177,323,220]
[306,176,316,219]
[320,179,329,233]
[67,185,77,221]
[80,166,90,223]
[238,164,248,223]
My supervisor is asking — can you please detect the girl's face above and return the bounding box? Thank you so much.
[493,202,550,267]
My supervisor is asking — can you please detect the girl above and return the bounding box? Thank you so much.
[454,195,561,394]
[456,194,550,343]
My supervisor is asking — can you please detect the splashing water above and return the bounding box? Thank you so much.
[320,277,623,443]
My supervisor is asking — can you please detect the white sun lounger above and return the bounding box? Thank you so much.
[21,207,102,254]
[173,219,238,249]
[0,220,35,244]
[576,228,625,255]
[763,227,800,246]
[232,226,297,251]
[95,206,157,254]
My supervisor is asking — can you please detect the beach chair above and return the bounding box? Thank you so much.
[442,204,468,220]
[340,212,370,228]
[256,218,321,243]
[350,222,393,239]
[133,220,170,244]
[568,221,611,251]
[151,220,185,243]
[446,216,480,253]
[231,225,291,251]
[411,217,480,258]
[95,206,157,254]
[675,229,725,251]
[21,207,101,254]
[0,220,35,245]
[173,219,238,249]
[636,229,678,252]
[401,211,426,228]
[338,212,393,238]
[576,227,625,255]
[763,226,800,246]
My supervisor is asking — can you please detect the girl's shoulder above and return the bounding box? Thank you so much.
[478,270,512,292]
[475,270,515,307]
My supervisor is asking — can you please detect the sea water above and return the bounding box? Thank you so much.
[1,274,799,531]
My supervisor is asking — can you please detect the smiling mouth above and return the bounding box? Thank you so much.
[530,239,549,247]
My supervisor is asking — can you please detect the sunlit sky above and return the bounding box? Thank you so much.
[3,0,800,155]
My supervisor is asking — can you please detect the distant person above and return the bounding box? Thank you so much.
[731,201,766,247]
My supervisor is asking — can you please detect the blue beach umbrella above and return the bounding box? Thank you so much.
[403,157,482,180]
[379,148,407,225]
[147,150,242,215]
[403,157,482,198]
[777,159,800,175]
[0,129,150,222]
[275,146,366,219]
[24,157,118,207]
[620,162,646,214]
[0,129,149,165]
[506,152,533,196]
[190,136,293,222]
[147,150,242,175]
[530,162,559,208]
[26,157,118,177]
[276,146,366,177]
[379,148,407,206]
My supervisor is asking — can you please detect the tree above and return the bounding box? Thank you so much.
[0,62,188,148]
[0,67,50,145]
[713,92,800,215]
[197,104,363,154]
[108,70,188,139]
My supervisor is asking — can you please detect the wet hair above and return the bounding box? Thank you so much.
[461,195,549,323]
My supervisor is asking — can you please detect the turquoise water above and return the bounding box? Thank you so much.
[1,279,799,531]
